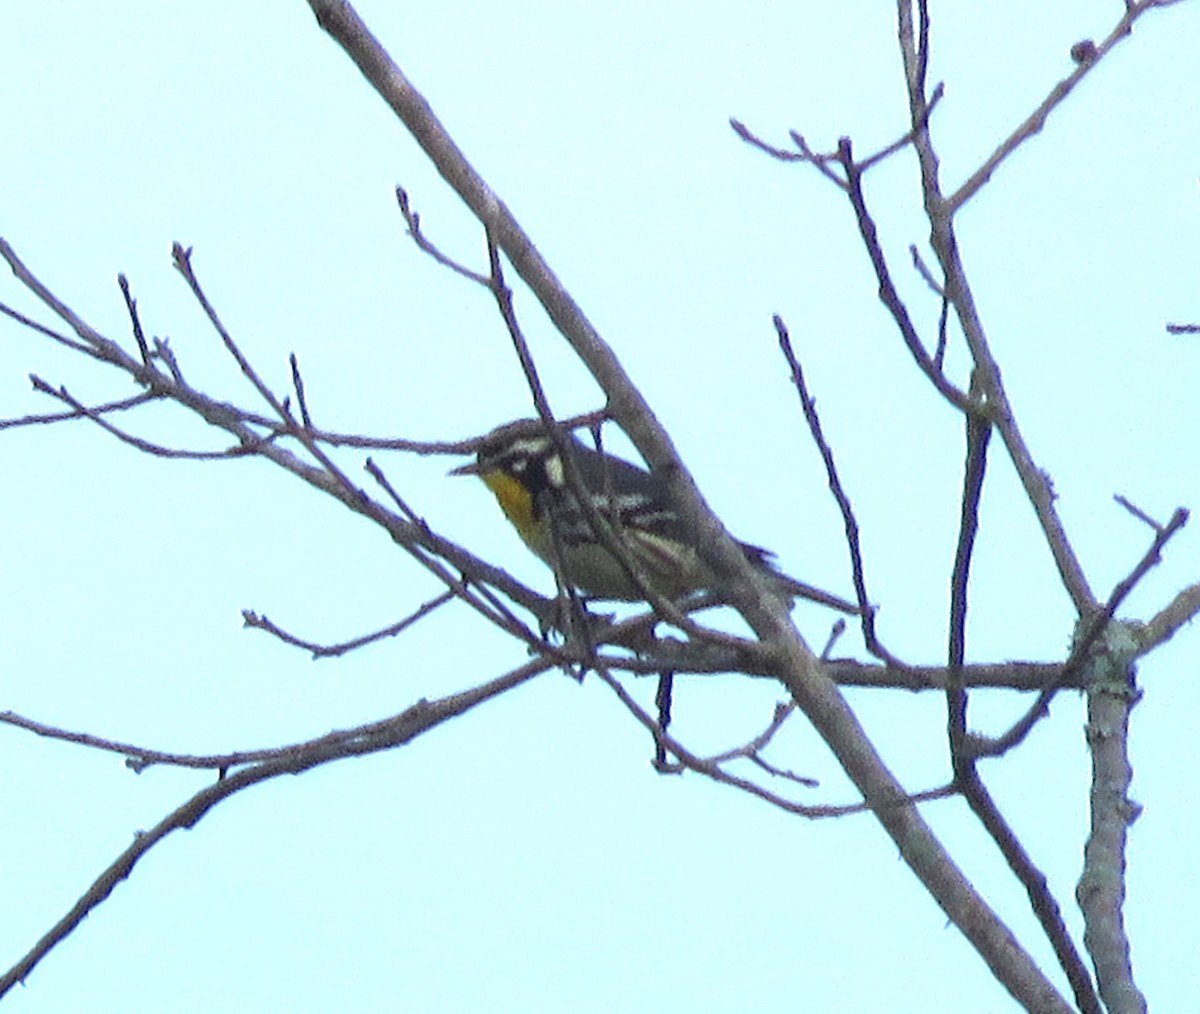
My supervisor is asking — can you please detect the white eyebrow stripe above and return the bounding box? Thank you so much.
[501,437,551,459]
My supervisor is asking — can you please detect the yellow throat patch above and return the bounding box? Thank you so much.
[480,470,538,537]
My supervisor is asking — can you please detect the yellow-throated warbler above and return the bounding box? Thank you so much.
[452,418,856,611]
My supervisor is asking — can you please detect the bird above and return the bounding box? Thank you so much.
[451,418,858,613]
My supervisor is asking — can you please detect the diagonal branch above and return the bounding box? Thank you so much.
[0,656,552,996]
[835,142,973,413]
[972,507,1188,759]
[774,315,903,666]
[0,391,158,431]
[947,2,1178,211]
[30,378,255,460]
[305,5,1079,1007]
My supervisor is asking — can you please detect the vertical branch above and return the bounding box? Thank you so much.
[945,391,989,762]
[1077,640,1147,1014]
[945,400,1103,1014]
[895,0,1097,614]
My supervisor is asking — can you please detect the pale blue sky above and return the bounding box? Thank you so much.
[1,2,1198,1011]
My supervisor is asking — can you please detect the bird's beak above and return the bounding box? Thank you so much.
[448,459,481,477]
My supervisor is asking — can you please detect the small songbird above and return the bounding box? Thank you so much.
[451,418,856,612]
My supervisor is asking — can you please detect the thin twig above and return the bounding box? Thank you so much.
[30,378,255,460]
[728,119,849,189]
[835,142,973,412]
[0,391,158,431]
[596,668,839,817]
[0,238,114,352]
[290,353,313,429]
[948,2,1171,211]
[0,700,493,774]
[173,244,291,417]
[395,185,490,284]
[857,82,945,172]
[364,456,552,642]
[0,299,93,355]
[1113,494,1164,533]
[170,245,550,641]
[242,589,456,659]
[152,336,186,385]
[117,273,152,366]
[347,450,562,627]
[908,245,946,298]
[972,507,1189,759]
[604,666,959,815]
[702,701,819,788]
[774,315,904,667]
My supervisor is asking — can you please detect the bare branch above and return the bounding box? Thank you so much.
[172,244,293,419]
[289,352,313,429]
[774,314,903,665]
[0,298,93,355]
[968,774,1103,1014]
[4,237,570,646]
[857,81,946,172]
[908,246,952,367]
[0,695,507,774]
[0,238,116,354]
[395,185,490,284]
[242,589,456,659]
[834,141,974,412]
[0,391,157,431]
[1135,582,1200,654]
[729,118,848,189]
[0,656,551,997]
[117,272,151,366]
[1113,494,1167,533]
[605,667,963,816]
[1077,644,1146,1013]
[908,244,945,298]
[945,396,990,763]
[596,667,835,817]
[823,658,1071,691]
[702,701,820,788]
[941,401,1102,1014]
[947,3,1174,211]
[363,456,553,641]
[302,9,1085,1005]
[30,377,254,460]
[973,508,1189,759]
[896,3,1098,614]
[735,85,946,184]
